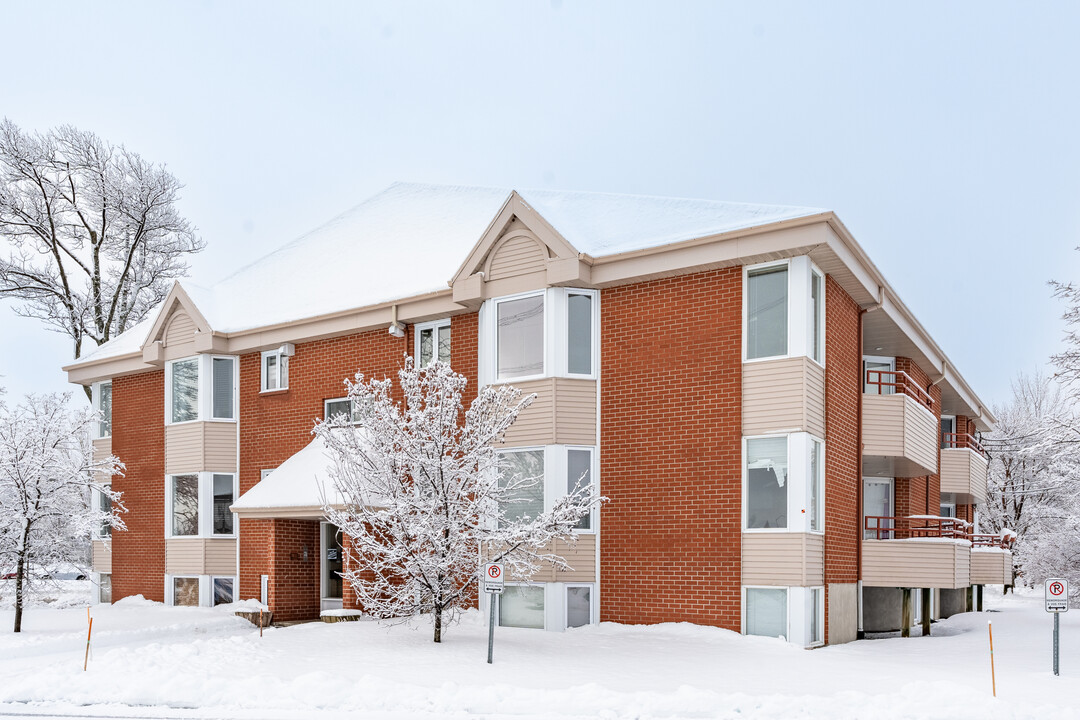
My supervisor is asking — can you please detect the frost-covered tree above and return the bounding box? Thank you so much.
[316,358,604,643]
[983,371,1080,598]
[0,393,125,632]
[0,120,203,396]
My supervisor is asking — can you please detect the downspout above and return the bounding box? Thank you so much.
[857,287,884,637]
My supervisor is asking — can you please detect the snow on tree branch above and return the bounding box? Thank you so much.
[315,357,606,642]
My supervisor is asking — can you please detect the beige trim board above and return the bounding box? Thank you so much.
[862,540,970,589]
[230,503,348,520]
[741,532,824,586]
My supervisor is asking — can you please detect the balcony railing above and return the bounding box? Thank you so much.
[941,432,990,459]
[864,516,1015,549]
[865,370,934,410]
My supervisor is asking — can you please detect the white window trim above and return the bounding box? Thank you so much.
[91,380,112,439]
[741,585,789,640]
[479,288,599,385]
[809,263,826,369]
[324,397,362,425]
[260,349,289,393]
[808,435,825,535]
[210,575,237,606]
[497,582,547,630]
[414,317,453,368]
[564,583,595,630]
[166,574,205,607]
[94,485,112,538]
[810,586,825,647]
[742,433,793,533]
[165,472,238,539]
[743,259,793,364]
[496,445,597,533]
[164,355,238,425]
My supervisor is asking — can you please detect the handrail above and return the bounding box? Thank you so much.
[864,516,1015,549]
[865,370,934,410]
[942,432,989,459]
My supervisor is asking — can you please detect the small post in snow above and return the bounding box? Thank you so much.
[84,608,94,672]
[259,608,264,638]
[483,563,504,664]
[988,620,996,696]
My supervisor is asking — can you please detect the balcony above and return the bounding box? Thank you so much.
[862,370,938,477]
[940,433,989,504]
[862,516,1015,589]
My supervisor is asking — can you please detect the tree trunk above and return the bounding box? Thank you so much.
[433,603,442,643]
[13,529,29,633]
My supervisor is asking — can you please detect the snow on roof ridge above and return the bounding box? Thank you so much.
[519,185,826,214]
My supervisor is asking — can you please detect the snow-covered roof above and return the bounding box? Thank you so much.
[77,315,156,364]
[231,436,346,514]
[76,182,824,363]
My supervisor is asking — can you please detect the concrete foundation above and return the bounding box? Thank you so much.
[827,583,858,644]
[863,587,904,632]
[939,588,967,619]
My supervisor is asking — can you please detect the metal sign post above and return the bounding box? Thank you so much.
[1045,578,1069,677]
[483,563,504,664]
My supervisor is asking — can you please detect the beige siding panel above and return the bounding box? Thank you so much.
[203,422,238,472]
[92,540,112,573]
[165,423,203,474]
[204,539,238,575]
[742,357,805,435]
[487,235,548,281]
[162,312,197,361]
[804,360,825,439]
[92,437,112,464]
[971,550,1012,585]
[903,400,939,473]
[741,533,824,586]
[862,394,937,475]
[165,538,206,575]
[940,450,988,503]
[500,378,597,448]
[862,540,968,589]
[970,452,989,504]
[554,379,597,446]
[483,535,596,582]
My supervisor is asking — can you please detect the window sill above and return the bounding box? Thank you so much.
[165,535,238,540]
[259,388,290,396]
[165,419,202,427]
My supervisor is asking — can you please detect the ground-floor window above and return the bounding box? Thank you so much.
[810,586,824,646]
[566,585,592,628]
[98,574,112,604]
[745,587,787,639]
[499,585,545,629]
[173,576,200,606]
[212,577,234,606]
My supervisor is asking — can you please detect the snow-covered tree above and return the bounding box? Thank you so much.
[316,358,604,643]
[0,120,203,397]
[983,371,1080,599]
[0,392,125,632]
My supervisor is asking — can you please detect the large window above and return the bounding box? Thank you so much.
[745,437,789,530]
[745,587,787,639]
[497,295,545,379]
[261,349,289,392]
[416,319,452,367]
[168,473,237,538]
[173,577,199,607]
[499,585,545,629]
[746,266,788,359]
[166,356,236,424]
[170,358,199,423]
[498,449,545,526]
[93,381,112,438]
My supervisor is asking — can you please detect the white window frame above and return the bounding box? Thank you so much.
[495,446,547,529]
[164,355,238,425]
[94,485,112,538]
[808,436,825,535]
[497,582,547,630]
[742,433,792,533]
[479,288,599,385]
[496,445,597,533]
[92,380,112,439]
[260,349,289,393]
[167,574,204,607]
[862,355,896,394]
[743,256,823,366]
[414,318,453,368]
[324,397,361,425]
[210,575,237,606]
[564,583,595,629]
[165,472,238,539]
[809,586,825,647]
[742,585,789,640]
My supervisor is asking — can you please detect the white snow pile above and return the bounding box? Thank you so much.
[0,588,1075,719]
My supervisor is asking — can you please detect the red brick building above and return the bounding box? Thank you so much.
[69,183,1010,646]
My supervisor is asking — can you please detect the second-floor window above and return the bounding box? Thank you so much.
[747,266,788,360]
[93,381,112,438]
[416,319,452,367]
[496,446,596,531]
[261,349,289,391]
[744,257,825,365]
[166,356,237,424]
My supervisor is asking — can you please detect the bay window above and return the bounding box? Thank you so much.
[744,433,825,533]
[165,355,237,424]
[167,472,237,538]
[745,436,789,530]
[746,266,788,359]
[480,288,598,384]
[498,449,545,526]
[745,587,787,639]
[496,446,597,532]
[744,257,826,365]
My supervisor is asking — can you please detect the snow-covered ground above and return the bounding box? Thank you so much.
[0,584,1076,719]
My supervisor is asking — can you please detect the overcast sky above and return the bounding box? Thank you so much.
[2,0,1078,408]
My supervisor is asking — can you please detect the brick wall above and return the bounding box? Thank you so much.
[111,370,166,602]
[823,276,860,642]
[893,357,942,521]
[267,519,321,621]
[599,267,742,629]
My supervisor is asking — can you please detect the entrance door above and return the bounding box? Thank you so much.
[320,522,344,611]
[863,478,894,539]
